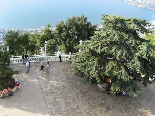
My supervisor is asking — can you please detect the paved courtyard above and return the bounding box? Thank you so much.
[0,61,155,116]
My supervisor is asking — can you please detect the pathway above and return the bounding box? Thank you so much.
[0,63,49,116]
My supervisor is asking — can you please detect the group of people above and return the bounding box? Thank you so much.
[105,85,127,97]
[23,50,72,73]
[40,59,50,73]
[0,87,13,99]
[23,53,51,73]
[22,53,30,64]
[39,49,62,73]
[57,50,72,61]
[0,81,21,99]
[99,82,127,97]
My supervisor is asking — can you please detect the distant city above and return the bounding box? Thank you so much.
[0,27,55,45]
[125,0,155,10]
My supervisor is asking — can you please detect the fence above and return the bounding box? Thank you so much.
[10,55,74,64]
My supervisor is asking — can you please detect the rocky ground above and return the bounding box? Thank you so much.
[34,61,155,116]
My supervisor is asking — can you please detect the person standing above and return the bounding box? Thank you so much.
[69,52,71,60]
[26,60,29,73]
[57,49,62,62]
[27,56,30,68]
[46,62,50,73]
[40,59,44,70]
[25,52,28,61]
[22,54,25,64]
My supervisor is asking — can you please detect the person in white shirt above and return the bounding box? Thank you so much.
[27,56,30,68]
[40,59,44,70]
[69,52,71,60]
[57,49,62,62]
[25,60,29,73]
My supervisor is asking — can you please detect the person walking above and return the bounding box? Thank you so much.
[25,60,29,73]
[46,62,50,73]
[27,56,30,68]
[57,49,62,62]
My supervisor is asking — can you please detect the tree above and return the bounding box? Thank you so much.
[39,24,57,54]
[30,33,42,55]
[144,32,155,45]
[5,31,31,55]
[4,24,56,55]
[72,15,155,96]
[18,32,30,54]
[0,51,18,89]
[29,33,40,55]
[5,31,20,55]
[46,39,57,54]
[55,15,95,53]
[40,24,55,46]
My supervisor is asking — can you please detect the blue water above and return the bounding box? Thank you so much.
[0,0,155,29]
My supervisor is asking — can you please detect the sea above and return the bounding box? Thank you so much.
[0,0,155,29]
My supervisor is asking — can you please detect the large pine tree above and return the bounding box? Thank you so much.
[72,15,155,96]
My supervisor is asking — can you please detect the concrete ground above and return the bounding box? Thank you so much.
[0,61,155,116]
[0,63,49,116]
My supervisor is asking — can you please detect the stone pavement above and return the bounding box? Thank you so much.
[0,61,155,116]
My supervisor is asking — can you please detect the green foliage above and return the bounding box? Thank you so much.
[40,24,55,46]
[60,42,66,53]
[19,32,30,54]
[29,33,39,55]
[72,15,155,96]
[47,39,57,54]
[0,51,19,89]
[31,33,42,55]
[5,31,20,55]
[55,15,96,53]
[5,24,56,55]
[5,31,30,55]
[144,32,155,45]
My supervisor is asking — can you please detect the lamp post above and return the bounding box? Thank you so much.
[7,46,9,51]
[45,41,47,57]
[79,40,82,52]
[45,41,47,62]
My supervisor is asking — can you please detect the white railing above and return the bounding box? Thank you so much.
[10,55,74,64]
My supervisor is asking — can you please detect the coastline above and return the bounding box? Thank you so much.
[0,20,155,44]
